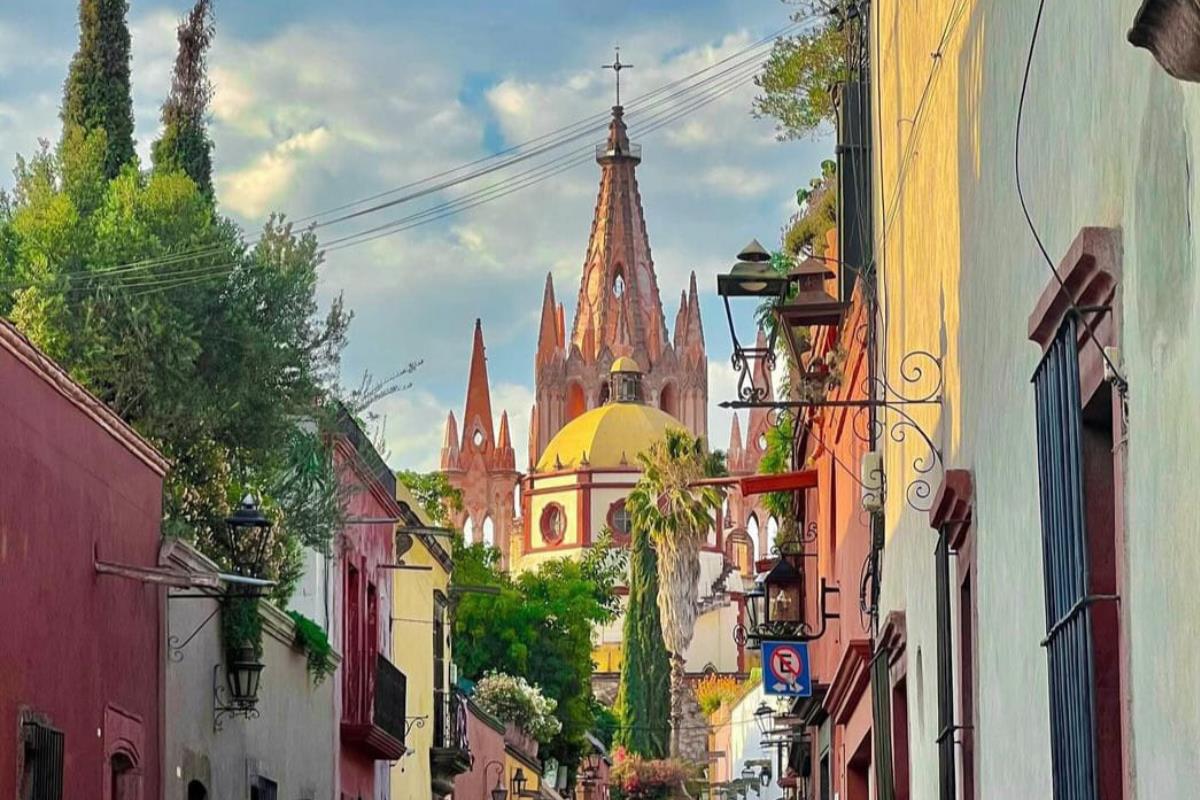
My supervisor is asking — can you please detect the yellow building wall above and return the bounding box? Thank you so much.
[389,534,451,799]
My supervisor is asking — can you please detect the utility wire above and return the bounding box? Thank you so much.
[1013,0,1127,392]
[122,48,781,297]
[14,21,809,287]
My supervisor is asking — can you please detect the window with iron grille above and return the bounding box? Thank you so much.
[20,721,64,800]
[935,528,956,800]
[1033,315,1124,800]
[870,646,895,800]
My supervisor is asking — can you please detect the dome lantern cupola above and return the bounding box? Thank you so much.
[609,357,644,404]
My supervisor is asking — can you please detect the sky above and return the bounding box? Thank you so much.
[0,0,833,471]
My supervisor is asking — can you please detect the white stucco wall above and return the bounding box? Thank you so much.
[873,0,1200,796]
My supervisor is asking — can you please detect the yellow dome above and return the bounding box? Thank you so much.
[537,402,684,471]
[610,356,641,374]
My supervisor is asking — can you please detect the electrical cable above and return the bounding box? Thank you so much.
[122,51,778,295]
[15,20,811,287]
[1013,0,1127,393]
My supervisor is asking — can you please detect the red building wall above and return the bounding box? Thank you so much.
[455,702,507,799]
[0,321,168,799]
[333,420,402,799]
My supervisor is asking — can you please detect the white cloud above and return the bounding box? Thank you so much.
[217,126,332,218]
[701,165,776,198]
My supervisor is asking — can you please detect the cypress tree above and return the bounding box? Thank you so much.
[152,0,215,197]
[62,0,136,179]
[613,523,671,758]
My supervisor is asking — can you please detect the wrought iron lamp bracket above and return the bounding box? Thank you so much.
[167,601,222,662]
[212,664,260,733]
[405,715,429,737]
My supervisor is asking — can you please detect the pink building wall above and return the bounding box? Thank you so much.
[0,321,168,799]
[455,701,507,799]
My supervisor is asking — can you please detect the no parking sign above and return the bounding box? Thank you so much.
[761,640,812,697]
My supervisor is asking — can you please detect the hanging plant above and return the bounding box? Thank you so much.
[221,590,263,661]
[288,610,334,684]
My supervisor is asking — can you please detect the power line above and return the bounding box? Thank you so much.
[1013,0,1126,393]
[114,41,791,297]
[14,21,808,287]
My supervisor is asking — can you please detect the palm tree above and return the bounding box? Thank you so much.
[626,427,724,755]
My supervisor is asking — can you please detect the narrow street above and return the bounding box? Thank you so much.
[0,1,1195,798]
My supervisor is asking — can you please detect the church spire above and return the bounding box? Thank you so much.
[536,272,561,367]
[570,105,668,366]
[440,411,460,470]
[495,411,515,470]
[462,319,496,455]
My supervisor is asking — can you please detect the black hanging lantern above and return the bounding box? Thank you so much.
[753,701,775,735]
[763,556,804,626]
[744,583,765,650]
[511,768,528,797]
[717,240,789,405]
[226,656,264,705]
[223,494,273,577]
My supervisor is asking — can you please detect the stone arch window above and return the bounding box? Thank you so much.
[482,515,495,548]
[566,382,587,422]
[659,382,678,417]
[108,752,137,800]
[472,427,486,449]
[598,382,611,406]
[613,270,626,298]
[540,503,567,545]
[746,514,761,563]
[766,516,779,548]
[463,517,475,543]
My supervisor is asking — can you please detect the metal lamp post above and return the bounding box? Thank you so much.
[483,760,508,800]
[213,493,271,730]
[511,768,528,797]
[753,702,775,736]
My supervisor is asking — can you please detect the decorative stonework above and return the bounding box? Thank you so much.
[530,108,709,467]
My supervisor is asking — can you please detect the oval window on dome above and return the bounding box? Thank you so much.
[607,499,633,544]
[540,503,567,545]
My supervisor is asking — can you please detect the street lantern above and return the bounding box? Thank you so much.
[763,556,804,625]
[223,494,273,577]
[511,768,528,797]
[484,760,507,800]
[753,702,775,735]
[225,655,264,705]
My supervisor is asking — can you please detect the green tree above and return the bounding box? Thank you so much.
[626,428,724,755]
[752,2,850,141]
[1,135,353,602]
[397,470,464,526]
[453,538,625,773]
[63,0,136,178]
[152,0,216,197]
[613,522,671,758]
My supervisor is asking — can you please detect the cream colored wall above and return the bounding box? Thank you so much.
[389,538,450,800]
[874,0,1200,795]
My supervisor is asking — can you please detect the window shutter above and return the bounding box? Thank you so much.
[871,646,896,800]
[1033,315,1099,800]
[22,721,64,800]
[935,528,957,800]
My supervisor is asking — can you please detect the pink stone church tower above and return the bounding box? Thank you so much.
[440,320,518,555]
[529,106,708,467]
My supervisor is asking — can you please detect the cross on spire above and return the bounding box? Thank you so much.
[602,46,633,106]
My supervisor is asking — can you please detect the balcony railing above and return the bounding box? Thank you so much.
[341,654,407,761]
[374,653,407,744]
[595,142,642,162]
[433,689,468,752]
[431,689,472,794]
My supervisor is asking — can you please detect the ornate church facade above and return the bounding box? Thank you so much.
[439,106,781,755]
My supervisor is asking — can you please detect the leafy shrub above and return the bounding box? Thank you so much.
[695,674,741,716]
[608,747,704,799]
[473,672,562,742]
[288,610,334,684]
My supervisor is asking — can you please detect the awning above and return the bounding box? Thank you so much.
[738,470,818,496]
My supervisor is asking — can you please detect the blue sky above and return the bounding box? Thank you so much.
[0,1,833,470]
